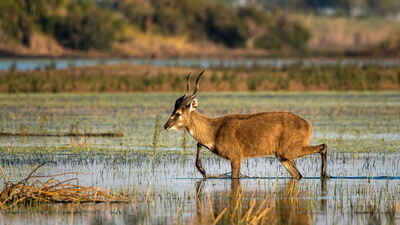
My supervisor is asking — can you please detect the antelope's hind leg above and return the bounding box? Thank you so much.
[319,144,328,178]
[285,144,328,178]
[278,158,303,180]
[300,144,329,178]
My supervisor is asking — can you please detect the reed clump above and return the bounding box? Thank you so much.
[0,163,129,209]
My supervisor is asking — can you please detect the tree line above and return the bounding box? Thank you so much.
[0,0,398,54]
[0,0,311,52]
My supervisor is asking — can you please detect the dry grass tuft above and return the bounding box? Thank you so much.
[0,163,129,209]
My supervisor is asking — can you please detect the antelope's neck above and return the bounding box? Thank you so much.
[186,111,217,150]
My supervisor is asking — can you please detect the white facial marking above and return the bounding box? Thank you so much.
[169,126,178,131]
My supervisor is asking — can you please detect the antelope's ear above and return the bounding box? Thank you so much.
[189,99,198,112]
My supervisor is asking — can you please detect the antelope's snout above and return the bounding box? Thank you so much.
[163,120,170,130]
[163,117,173,130]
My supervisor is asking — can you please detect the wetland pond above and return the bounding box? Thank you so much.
[0,92,399,225]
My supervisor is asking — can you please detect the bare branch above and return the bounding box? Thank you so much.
[19,162,46,185]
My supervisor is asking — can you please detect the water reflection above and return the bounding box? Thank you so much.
[193,179,326,225]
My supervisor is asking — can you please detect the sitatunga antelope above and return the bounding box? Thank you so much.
[164,70,328,179]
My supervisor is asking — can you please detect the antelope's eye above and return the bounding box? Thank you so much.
[175,112,181,117]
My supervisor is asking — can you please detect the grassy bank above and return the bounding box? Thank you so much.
[2,64,400,93]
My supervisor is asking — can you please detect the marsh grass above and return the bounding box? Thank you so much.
[152,115,163,153]
[0,64,399,93]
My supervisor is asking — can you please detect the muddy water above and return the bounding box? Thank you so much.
[0,93,399,225]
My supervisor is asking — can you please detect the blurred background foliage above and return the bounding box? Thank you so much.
[0,0,399,54]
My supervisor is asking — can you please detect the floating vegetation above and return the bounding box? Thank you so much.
[0,163,129,210]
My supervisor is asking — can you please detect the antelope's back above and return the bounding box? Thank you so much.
[215,112,312,158]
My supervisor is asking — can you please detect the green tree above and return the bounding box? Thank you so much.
[255,15,310,52]
[205,4,249,47]
[115,0,154,32]
[51,1,125,50]
[0,0,33,46]
[0,0,65,46]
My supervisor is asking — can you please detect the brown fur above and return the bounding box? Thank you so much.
[164,71,327,179]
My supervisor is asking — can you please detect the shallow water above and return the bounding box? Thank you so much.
[0,93,399,225]
[0,152,399,225]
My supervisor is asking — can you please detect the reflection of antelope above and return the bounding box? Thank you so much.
[164,70,327,179]
[194,179,316,225]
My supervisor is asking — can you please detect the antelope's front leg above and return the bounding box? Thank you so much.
[196,143,207,177]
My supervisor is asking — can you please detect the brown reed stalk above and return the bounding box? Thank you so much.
[0,163,129,209]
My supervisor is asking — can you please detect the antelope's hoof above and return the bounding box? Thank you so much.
[294,174,303,180]
[321,173,331,179]
[239,173,249,178]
